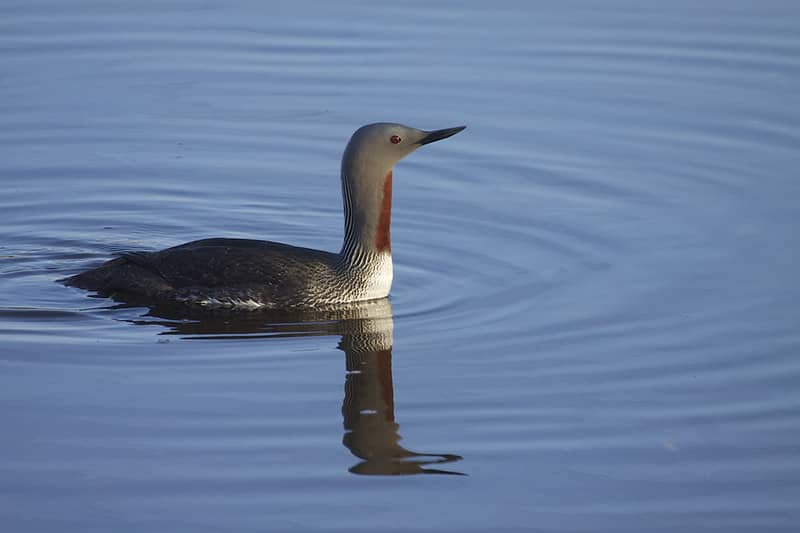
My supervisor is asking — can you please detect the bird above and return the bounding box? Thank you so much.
[62,122,466,309]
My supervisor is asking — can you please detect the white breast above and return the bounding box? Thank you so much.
[360,254,393,300]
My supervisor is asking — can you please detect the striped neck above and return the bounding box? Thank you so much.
[339,169,394,268]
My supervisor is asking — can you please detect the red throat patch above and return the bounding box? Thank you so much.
[376,349,395,421]
[375,170,392,252]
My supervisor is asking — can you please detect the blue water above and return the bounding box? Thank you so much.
[1,1,799,531]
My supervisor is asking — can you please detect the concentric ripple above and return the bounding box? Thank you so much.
[1,0,799,531]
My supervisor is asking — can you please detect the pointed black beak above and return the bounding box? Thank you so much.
[417,125,467,146]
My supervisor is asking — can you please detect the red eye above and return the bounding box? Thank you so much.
[390,135,402,144]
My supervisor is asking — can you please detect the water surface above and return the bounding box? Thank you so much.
[1,1,799,531]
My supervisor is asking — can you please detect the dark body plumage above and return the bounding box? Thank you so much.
[63,238,363,308]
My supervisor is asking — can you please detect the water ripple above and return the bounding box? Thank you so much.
[1,0,799,528]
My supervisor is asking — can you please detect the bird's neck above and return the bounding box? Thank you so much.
[339,168,394,267]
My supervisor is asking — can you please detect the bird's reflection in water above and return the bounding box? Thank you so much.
[119,297,464,476]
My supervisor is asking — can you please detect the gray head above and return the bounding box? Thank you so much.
[339,122,466,259]
[342,123,466,173]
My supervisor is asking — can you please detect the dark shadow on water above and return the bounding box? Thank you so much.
[116,298,465,476]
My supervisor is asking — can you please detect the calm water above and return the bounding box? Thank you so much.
[2,1,799,531]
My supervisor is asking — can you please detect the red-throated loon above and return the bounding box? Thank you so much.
[63,123,466,309]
